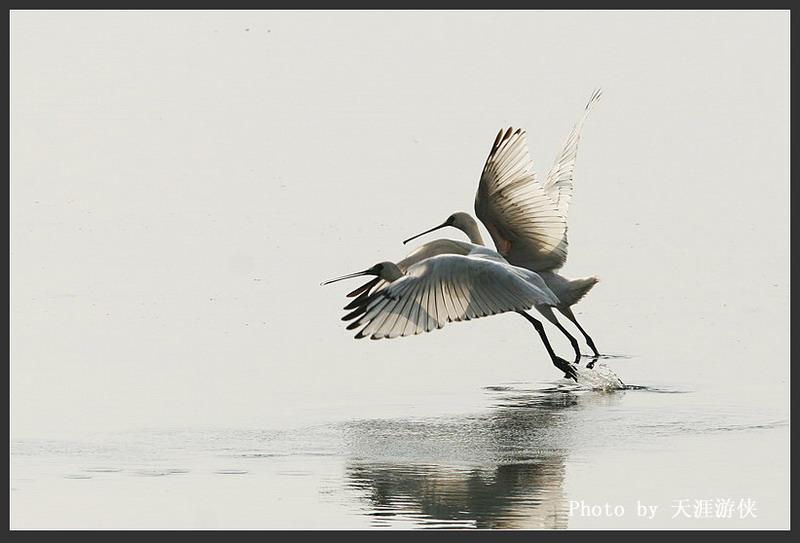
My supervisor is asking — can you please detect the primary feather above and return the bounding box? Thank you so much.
[343,253,559,340]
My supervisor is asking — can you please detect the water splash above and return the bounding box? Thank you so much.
[572,361,626,390]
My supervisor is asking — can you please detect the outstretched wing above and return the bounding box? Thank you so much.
[342,254,559,340]
[541,88,602,215]
[475,127,567,272]
[474,90,601,271]
[345,238,476,307]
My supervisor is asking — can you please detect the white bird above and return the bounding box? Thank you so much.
[403,89,603,362]
[322,238,579,381]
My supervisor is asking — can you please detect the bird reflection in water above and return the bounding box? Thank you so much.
[347,460,565,529]
[342,385,620,529]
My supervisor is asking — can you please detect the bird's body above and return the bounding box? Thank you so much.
[322,239,579,380]
[403,89,603,359]
[421,214,599,310]
[322,90,603,381]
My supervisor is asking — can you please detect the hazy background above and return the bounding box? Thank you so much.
[10,10,788,447]
[10,10,790,530]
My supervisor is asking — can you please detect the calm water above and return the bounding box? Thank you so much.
[10,10,789,531]
[10,360,789,529]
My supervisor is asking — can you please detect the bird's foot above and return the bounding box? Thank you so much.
[585,354,604,369]
[553,357,579,382]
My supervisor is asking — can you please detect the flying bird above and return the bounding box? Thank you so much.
[403,89,603,360]
[322,238,579,381]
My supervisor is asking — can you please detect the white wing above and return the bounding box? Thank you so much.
[474,127,568,271]
[474,90,601,272]
[541,88,602,215]
[342,254,559,340]
[344,238,477,306]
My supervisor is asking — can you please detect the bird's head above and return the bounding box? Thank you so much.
[402,211,474,245]
[448,211,478,232]
[321,261,403,286]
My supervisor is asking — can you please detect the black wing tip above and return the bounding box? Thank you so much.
[341,305,367,322]
[345,277,380,298]
[343,292,370,310]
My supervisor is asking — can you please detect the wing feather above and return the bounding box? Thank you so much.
[366,279,415,339]
[360,294,399,339]
[384,281,417,339]
[464,273,498,317]
[474,90,601,272]
[451,271,477,320]
[541,88,602,215]
[346,277,381,298]
[343,254,558,340]
[399,277,424,338]
[442,273,467,321]
[350,294,392,333]
[475,127,567,271]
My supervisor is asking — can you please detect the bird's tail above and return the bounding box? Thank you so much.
[558,276,599,307]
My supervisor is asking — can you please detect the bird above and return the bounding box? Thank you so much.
[322,238,579,381]
[402,89,603,362]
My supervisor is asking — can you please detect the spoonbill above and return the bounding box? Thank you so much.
[322,238,579,381]
[403,89,603,360]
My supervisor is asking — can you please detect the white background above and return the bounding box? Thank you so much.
[11,10,789,439]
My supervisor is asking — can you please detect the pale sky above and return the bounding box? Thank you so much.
[10,10,790,438]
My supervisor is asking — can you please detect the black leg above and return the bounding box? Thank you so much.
[558,306,600,358]
[535,305,581,364]
[552,320,582,364]
[517,311,578,382]
[576,322,600,358]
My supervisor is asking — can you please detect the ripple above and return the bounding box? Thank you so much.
[483,385,514,392]
[234,452,281,459]
[622,385,691,393]
[590,353,632,360]
[135,468,191,476]
[133,469,174,477]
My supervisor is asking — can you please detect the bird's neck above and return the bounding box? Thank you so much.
[379,263,405,282]
[463,222,485,246]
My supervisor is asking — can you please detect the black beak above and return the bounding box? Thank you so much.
[320,267,378,286]
[402,221,449,245]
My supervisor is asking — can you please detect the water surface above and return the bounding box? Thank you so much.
[11,370,789,529]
